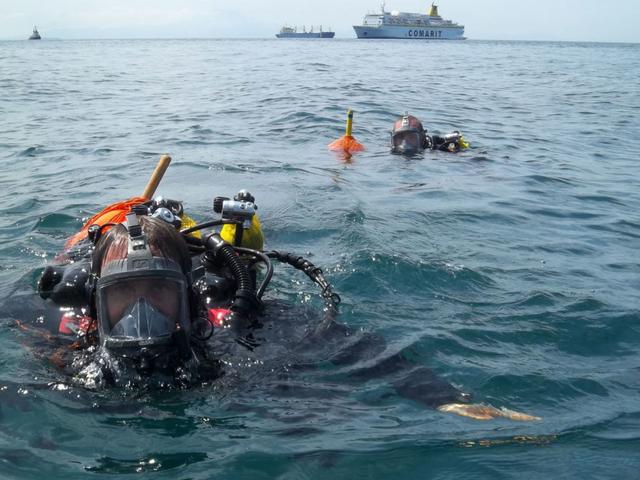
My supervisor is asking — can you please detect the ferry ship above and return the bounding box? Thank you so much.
[276,25,335,38]
[353,2,465,40]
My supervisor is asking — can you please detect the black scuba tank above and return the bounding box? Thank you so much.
[431,131,463,152]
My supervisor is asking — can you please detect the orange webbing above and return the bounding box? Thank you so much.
[64,196,148,249]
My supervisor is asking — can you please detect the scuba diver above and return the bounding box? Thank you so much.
[28,156,538,421]
[35,189,340,387]
[31,190,540,421]
[390,113,469,156]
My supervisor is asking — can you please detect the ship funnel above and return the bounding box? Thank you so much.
[428,3,439,16]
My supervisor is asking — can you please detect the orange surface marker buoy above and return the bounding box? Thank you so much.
[328,109,365,153]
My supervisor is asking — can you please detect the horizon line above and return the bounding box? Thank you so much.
[2,37,638,44]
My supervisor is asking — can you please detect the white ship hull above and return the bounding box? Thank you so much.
[354,25,464,40]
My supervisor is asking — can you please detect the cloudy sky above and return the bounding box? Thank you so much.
[1,0,638,42]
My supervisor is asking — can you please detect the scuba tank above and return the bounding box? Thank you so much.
[213,190,264,250]
[430,131,470,152]
[180,190,339,329]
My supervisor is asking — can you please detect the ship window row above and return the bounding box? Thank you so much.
[388,18,436,25]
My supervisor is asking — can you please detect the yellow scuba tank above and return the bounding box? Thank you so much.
[215,190,265,251]
[180,213,202,239]
[220,214,264,250]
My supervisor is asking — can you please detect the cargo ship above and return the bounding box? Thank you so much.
[353,2,465,40]
[276,25,335,38]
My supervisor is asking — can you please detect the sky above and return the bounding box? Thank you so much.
[1,0,638,43]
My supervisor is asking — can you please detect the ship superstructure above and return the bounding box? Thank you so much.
[353,2,465,40]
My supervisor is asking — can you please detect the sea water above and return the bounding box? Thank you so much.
[0,39,639,479]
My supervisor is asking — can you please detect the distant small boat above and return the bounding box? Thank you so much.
[29,26,41,40]
[276,25,335,38]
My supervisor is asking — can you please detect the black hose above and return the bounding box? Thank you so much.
[233,246,274,300]
[183,234,204,246]
[265,250,341,310]
[182,234,206,255]
[180,220,225,236]
[204,234,257,315]
[180,219,244,238]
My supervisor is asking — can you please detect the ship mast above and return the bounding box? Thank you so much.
[381,1,386,13]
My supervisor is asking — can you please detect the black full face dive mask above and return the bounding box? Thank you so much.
[95,214,191,354]
[392,131,422,155]
[390,114,427,156]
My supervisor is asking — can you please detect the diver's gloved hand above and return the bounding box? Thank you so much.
[38,262,91,306]
[38,265,64,299]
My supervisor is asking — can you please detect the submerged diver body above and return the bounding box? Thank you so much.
[391,113,469,156]
[30,188,537,421]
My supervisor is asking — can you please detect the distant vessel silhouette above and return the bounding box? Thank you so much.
[276,25,335,38]
[29,26,41,40]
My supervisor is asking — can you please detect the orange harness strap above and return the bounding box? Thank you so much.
[64,196,148,249]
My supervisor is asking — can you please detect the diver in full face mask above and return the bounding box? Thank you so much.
[29,192,540,421]
[88,213,198,376]
[35,192,339,385]
[390,113,469,156]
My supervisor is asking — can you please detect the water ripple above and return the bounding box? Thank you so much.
[1,38,639,478]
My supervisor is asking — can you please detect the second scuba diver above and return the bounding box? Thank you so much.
[390,113,469,156]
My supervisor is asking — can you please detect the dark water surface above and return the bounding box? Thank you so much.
[1,39,639,478]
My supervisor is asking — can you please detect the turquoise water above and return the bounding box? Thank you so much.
[1,39,640,478]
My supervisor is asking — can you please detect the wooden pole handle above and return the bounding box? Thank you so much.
[141,154,172,200]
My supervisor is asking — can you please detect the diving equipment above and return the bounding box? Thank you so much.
[39,262,91,306]
[152,207,182,229]
[391,114,428,155]
[431,131,469,152]
[94,213,191,352]
[109,298,177,338]
[213,190,264,250]
[214,197,256,230]
[39,189,340,373]
[391,113,469,155]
